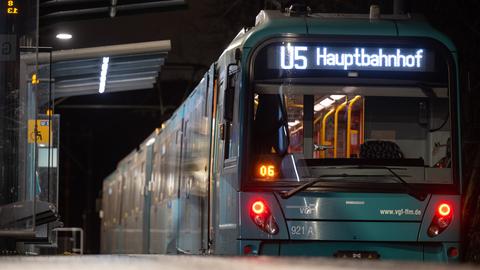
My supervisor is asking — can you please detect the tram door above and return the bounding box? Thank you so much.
[210,63,240,254]
[177,71,214,254]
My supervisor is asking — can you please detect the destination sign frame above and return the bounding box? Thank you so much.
[267,43,435,72]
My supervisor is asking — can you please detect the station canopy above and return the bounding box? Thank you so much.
[21,40,170,98]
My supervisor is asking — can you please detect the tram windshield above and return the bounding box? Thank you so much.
[250,84,453,186]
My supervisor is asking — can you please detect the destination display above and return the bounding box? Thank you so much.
[267,43,435,72]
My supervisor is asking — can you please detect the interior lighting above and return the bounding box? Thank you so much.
[314,103,324,112]
[288,120,300,127]
[330,95,345,100]
[56,33,72,40]
[99,57,110,93]
[320,97,335,107]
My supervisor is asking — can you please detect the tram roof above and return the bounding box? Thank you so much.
[231,10,456,53]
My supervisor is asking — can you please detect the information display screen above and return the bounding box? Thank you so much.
[252,40,447,82]
[267,43,435,72]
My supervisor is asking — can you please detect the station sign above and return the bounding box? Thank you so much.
[267,43,435,72]
[28,119,51,145]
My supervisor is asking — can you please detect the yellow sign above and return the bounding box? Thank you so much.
[7,0,19,14]
[28,120,51,145]
[31,73,39,84]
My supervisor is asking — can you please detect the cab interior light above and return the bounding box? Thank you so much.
[314,103,324,112]
[319,97,335,107]
[288,120,300,127]
[330,95,345,100]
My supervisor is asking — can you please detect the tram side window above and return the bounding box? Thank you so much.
[223,70,239,160]
[252,93,289,156]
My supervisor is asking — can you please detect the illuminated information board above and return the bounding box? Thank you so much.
[5,0,19,14]
[267,43,435,72]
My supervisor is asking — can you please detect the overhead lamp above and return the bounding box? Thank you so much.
[98,57,110,93]
[330,95,345,100]
[319,97,335,107]
[56,33,72,40]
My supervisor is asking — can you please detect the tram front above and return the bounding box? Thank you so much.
[239,37,461,261]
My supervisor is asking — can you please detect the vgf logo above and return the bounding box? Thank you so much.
[299,204,317,215]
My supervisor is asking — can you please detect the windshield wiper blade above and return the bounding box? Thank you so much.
[381,166,427,201]
[279,179,325,199]
[345,165,427,201]
[278,166,427,201]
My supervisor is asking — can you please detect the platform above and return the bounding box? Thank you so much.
[0,255,478,270]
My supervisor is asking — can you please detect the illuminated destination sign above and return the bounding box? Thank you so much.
[268,44,435,72]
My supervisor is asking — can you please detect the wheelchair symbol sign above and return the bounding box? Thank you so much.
[28,120,51,144]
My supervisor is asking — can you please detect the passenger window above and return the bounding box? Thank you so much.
[223,67,239,161]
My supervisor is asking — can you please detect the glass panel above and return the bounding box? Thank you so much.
[250,84,453,185]
[1,1,41,240]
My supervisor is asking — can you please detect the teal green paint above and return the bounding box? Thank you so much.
[242,16,307,49]
[279,192,428,221]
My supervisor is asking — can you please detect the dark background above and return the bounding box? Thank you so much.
[38,0,480,258]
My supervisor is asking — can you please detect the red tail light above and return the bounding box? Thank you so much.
[249,199,279,235]
[428,202,453,237]
[252,201,266,215]
[437,203,451,217]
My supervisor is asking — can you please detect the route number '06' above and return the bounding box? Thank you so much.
[259,165,275,177]
[280,45,308,70]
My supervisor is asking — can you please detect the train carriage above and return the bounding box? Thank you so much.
[101,8,461,261]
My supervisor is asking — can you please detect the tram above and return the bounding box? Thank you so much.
[101,8,461,261]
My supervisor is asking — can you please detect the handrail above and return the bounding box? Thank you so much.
[334,100,348,158]
[360,99,365,145]
[346,95,362,158]
[321,109,335,158]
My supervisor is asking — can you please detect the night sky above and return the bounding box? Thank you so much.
[38,0,480,255]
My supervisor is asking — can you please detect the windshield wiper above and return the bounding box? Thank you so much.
[356,166,427,201]
[279,178,326,199]
[278,165,427,201]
